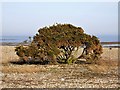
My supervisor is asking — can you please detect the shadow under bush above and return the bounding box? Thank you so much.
[10,59,50,65]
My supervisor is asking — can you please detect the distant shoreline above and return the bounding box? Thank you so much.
[0,42,30,46]
[101,42,120,44]
[0,41,120,48]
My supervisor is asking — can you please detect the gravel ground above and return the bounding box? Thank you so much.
[1,64,119,88]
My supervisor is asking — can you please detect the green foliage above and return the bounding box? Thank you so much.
[67,56,77,64]
[15,23,103,64]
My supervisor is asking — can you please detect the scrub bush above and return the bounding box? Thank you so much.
[15,23,102,64]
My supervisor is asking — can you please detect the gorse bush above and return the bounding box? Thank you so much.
[15,23,103,64]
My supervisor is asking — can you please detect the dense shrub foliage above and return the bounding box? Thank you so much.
[15,24,102,64]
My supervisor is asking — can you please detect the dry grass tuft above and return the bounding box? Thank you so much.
[87,58,118,73]
[0,46,19,64]
[2,65,47,73]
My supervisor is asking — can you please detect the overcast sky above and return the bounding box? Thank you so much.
[1,2,118,36]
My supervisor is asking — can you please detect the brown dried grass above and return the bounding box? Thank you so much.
[1,65,46,73]
[0,46,19,64]
[0,46,119,73]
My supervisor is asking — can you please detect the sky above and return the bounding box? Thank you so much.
[1,1,118,37]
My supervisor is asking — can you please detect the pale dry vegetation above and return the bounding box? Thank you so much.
[0,46,118,73]
[0,46,19,64]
